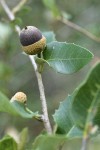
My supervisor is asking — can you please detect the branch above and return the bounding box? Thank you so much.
[0,0,20,35]
[12,0,28,14]
[0,0,52,134]
[29,56,52,134]
[58,16,100,43]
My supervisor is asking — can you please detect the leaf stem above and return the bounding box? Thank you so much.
[0,0,52,134]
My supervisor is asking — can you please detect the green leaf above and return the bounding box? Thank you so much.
[0,135,17,150]
[53,89,83,138]
[0,91,37,118]
[43,31,56,44]
[71,62,100,129]
[11,101,38,118]
[67,126,83,139]
[18,128,28,150]
[0,91,18,115]
[53,88,83,138]
[93,91,100,126]
[43,41,93,74]
[32,134,66,150]
[53,92,77,134]
[42,0,60,17]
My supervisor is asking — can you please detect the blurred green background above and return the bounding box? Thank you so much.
[0,0,100,149]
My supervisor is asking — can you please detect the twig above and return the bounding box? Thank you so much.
[12,0,28,14]
[0,0,52,134]
[29,56,52,134]
[0,0,20,35]
[58,16,100,43]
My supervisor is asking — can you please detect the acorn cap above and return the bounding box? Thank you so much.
[10,92,27,103]
[19,26,46,55]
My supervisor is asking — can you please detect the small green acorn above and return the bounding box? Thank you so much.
[10,92,27,104]
[19,26,46,55]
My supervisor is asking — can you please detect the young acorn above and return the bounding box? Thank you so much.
[19,26,46,55]
[10,92,27,104]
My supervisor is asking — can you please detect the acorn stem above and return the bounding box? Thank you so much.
[37,53,44,73]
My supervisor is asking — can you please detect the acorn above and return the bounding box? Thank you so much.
[19,26,46,55]
[10,92,27,104]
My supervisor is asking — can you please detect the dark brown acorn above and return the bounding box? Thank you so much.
[19,26,46,55]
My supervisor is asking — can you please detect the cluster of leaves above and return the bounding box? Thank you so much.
[1,31,100,150]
